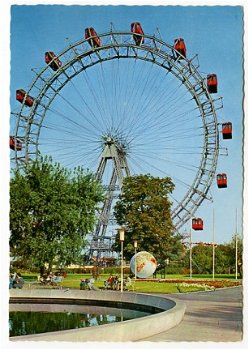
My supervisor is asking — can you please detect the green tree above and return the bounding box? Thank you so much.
[222,235,243,277]
[10,156,104,274]
[113,174,183,263]
[192,245,213,274]
[212,244,235,274]
[181,244,212,274]
[182,237,243,276]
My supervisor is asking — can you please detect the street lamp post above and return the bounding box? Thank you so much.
[133,240,138,280]
[118,227,125,292]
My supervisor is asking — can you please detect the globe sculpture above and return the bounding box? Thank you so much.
[130,251,157,278]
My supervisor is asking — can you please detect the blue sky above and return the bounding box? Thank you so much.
[0,3,248,349]
[7,4,245,246]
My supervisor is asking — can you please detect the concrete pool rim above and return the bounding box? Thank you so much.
[9,288,186,342]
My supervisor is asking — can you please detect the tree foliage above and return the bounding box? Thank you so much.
[113,174,183,263]
[221,235,243,277]
[10,156,104,274]
[182,235,243,276]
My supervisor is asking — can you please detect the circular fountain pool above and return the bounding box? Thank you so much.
[9,289,186,341]
[9,303,153,336]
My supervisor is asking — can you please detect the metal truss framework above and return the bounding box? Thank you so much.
[90,136,130,258]
[11,30,221,245]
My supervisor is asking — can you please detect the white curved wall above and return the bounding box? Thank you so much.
[10,289,186,342]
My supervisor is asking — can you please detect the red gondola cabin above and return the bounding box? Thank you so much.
[192,218,203,231]
[16,89,34,107]
[174,38,186,58]
[45,52,62,71]
[216,173,227,188]
[207,74,218,93]
[9,136,22,151]
[222,122,232,139]
[131,22,144,46]
[85,27,101,48]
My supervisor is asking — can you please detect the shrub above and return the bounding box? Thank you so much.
[102,266,131,275]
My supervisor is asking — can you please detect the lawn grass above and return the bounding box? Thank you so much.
[20,272,241,293]
[128,281,203,293]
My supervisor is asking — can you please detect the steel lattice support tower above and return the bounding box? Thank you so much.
[89,136,130,261]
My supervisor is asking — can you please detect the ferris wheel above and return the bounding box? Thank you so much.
[10,23,228,259]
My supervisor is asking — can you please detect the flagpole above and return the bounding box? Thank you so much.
[212,208,215,280]
[235,208,238,280]
[190,222,192,279]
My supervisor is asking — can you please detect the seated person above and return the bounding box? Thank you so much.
[13,274,24,289]
[9,274,14,289]
[104,274,114,289]
[51,274,63,286]
[87,278,95,290]
[112,276,120,290]
[50,274,57,284]
[46,274,52,284]
[55,275,63,284]
[124,276,132,290]
[38,275,47,284]
[80,279,87,290]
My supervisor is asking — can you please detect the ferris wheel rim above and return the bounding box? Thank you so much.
[11,30,221,230]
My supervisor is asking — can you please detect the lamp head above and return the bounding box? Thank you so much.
[117,227,125,241]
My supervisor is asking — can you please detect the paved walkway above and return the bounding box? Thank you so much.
[140,286,243,342]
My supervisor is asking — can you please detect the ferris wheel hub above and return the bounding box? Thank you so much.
[101,133,128,155]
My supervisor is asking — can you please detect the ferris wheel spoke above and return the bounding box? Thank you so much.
[72,70,110,132]
[51,91,104,135]
[39,141,101,169]
[130,112,202,146]
[40,134,101,153]
[128,152,195,192]
[129,62,159,117]
[93,63,114,131]
[41,118,99,140]
[46,103,101,138]
[67,78,108,132]
[122,60,156,127]
[123,63,167,135]
[160,108,200,133]
[127,82,194,139]
[118,59,147,131]
[132,70,181,126]
[133,146,201,172]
